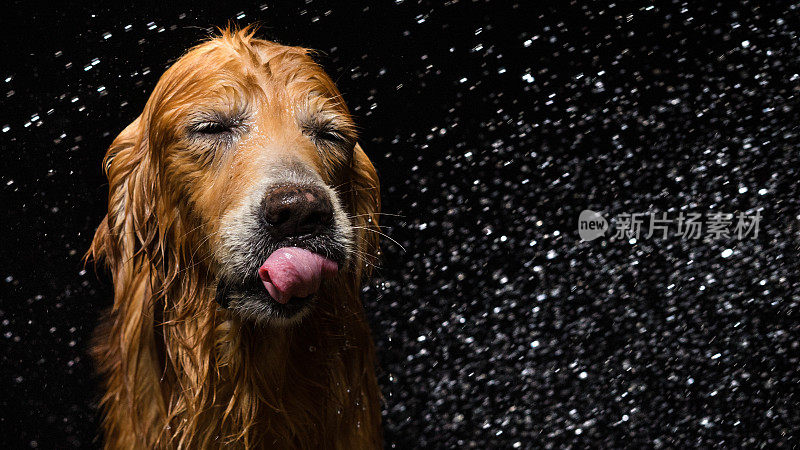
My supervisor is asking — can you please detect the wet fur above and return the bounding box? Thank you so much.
[87,27,382,449]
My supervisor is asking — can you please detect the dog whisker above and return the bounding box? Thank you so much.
[351,226,406,253]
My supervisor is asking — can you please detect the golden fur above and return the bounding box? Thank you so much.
[87,27,382,448]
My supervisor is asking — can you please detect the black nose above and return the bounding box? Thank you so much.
[262,184,334,238]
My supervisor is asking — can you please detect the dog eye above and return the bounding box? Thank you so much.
[304,123,352,148]
[315,128,345,143]
[192,121,235,135]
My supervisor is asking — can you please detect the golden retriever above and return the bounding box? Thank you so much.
[87,26,382,448]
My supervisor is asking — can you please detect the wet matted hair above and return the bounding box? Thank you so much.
[87,26,382,448]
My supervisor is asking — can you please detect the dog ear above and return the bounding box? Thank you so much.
[87,116,170,440]
[348,142,381,284]
[87,116,159,277]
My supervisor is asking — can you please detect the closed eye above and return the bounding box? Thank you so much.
[303,121,354,148]
[188,113,245,138]
[192,121,235,135]
[314,128,345,143]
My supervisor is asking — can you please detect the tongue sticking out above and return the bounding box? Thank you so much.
[257,247,339,304]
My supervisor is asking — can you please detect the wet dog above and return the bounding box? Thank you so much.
[88,26,382,448]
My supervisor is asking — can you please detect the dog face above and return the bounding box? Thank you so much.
[96,32,380,326]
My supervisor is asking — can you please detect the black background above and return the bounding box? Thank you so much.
[2,1,800,448]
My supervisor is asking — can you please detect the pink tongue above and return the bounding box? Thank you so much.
[257,247,338,304]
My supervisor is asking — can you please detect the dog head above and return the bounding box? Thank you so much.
[90,27,380,326]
